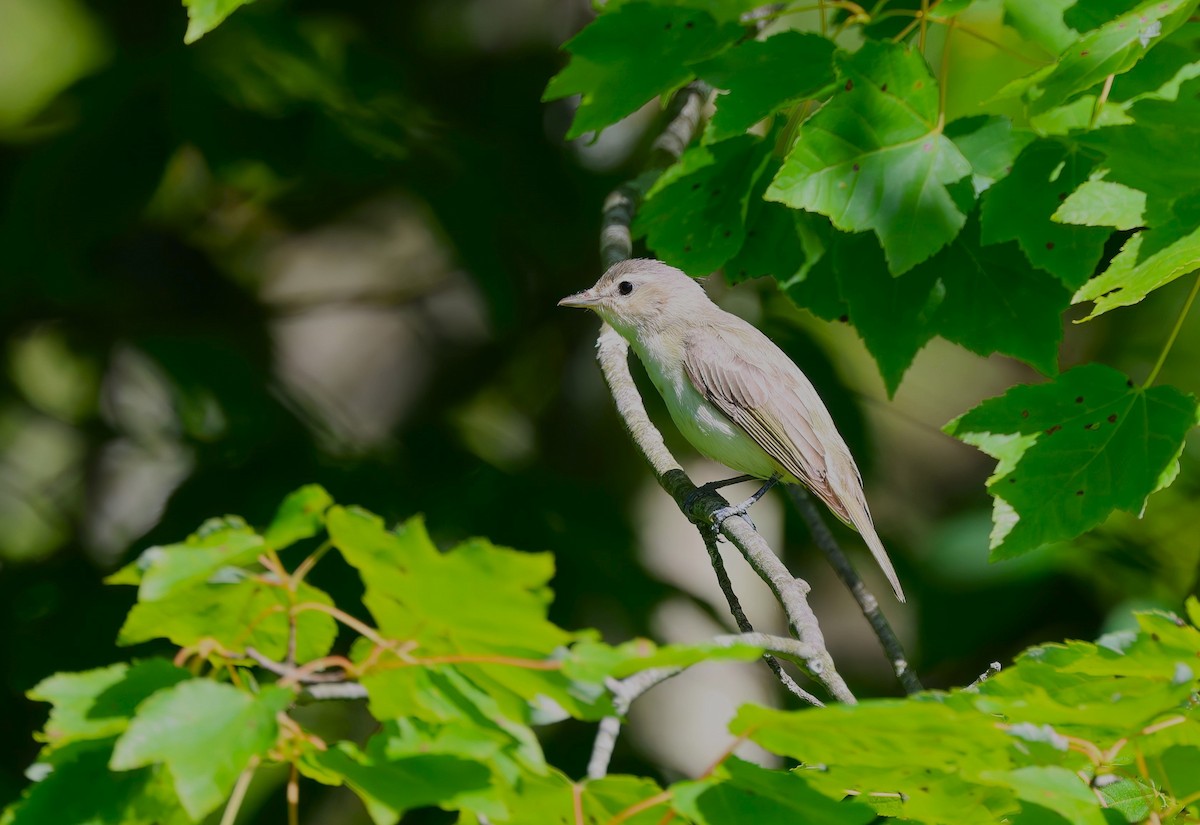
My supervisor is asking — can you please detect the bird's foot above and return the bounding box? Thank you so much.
[710,503,756,532]
[683,474,757,514]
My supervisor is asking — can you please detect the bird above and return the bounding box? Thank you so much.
[559,258,905,602]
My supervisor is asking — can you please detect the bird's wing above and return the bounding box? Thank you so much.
[681,327,838,511]
[683,326,906,602]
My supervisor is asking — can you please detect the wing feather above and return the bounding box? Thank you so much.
[683,325,905,602]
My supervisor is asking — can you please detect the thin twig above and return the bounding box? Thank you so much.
[287,761,299,825]
[965,661,1002,691]
[587,668,682,779]
[219,758,259,825]
[702,534,823,706]
[786,486,923,694]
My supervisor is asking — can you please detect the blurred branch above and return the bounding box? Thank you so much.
[786,485,922,694]
[592,82,855,706]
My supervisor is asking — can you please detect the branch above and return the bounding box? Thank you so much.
[702,534,823,707]
[785,485,923,695]
[587,668,682,779]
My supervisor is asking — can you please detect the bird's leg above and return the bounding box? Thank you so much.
[682,474,758,513]
[710,474,780,531]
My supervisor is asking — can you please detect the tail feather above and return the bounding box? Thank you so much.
[796,478,906,604]
[854,516,906,604]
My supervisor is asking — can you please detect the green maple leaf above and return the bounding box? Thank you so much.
[1053,179,1147,231]
[944,364,1199,558]
[28,661,190,755]
[1072,218,1200,320]
[693,31,836,141]
[1004,0,1199,114]
[543,3,742,139]
[110,681,292,820]
[634,135,773,273]
[819,215,1068,394]
[766,40,973,275]
[672,757,876,824]
[308,742,492,825]
[980,139,1111,290]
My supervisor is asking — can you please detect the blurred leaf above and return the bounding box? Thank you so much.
[263,484,332,550]
[672,757,876,824]
[1001,0,1077,55]
[183,0,256,44]
[3,748,183,825]
[635,135,773,273]
[767,41,972,275]
[562,637,765,684]
[117,578,338,664]
[987,766,1108,825]
[945,364,1199,558]
[112,517,264,602]
[481,770,667,825]
[307,742,493,825]
[693,31,836,141]
[28,661,190,755]
[110,681,291,820]
[980,140,1111,289]
[543,3,742,139]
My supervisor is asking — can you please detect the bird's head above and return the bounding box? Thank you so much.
[558,259,711,339]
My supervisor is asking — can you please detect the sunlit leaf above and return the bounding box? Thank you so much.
[767,41,973,275]
[110,681,292,820]
[28,661,190,755]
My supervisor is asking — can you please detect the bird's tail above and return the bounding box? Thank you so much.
[796,481,906,603]
[855,517,906,604]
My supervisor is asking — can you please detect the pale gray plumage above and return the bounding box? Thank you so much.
[560,258,905,602]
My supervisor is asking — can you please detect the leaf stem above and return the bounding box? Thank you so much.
[287,761,299,825]
[609,790,674,824]
[1144,272,1200,388]
[937,18,955,131]
[219,758,259,825]
[1091,73,1116,127]
[919,0,929,51]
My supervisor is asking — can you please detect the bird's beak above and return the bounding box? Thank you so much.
[558,288,601,309]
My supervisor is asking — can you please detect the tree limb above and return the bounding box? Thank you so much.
[785,485,923,694]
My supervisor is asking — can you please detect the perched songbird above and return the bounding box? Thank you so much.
[560,258,904,602]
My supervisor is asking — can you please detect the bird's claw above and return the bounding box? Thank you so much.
[710,504,756,532]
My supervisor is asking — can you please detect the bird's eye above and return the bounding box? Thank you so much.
[618,281,633,296]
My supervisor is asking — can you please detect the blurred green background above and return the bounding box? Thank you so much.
[1,0,1197,821]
